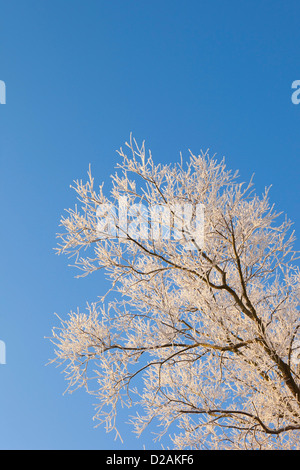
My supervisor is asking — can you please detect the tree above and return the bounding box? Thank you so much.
[51,136,300,449]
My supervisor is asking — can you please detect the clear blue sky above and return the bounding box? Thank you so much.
[0,0,300,450]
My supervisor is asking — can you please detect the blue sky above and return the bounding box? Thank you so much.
[0,0,300,450]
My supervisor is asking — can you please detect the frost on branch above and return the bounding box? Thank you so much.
[50,136,300,449]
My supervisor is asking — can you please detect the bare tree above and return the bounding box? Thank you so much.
[51,136,300,449]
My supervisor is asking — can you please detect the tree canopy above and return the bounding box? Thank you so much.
[51,137,300,449]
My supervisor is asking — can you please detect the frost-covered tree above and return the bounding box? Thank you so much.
[51,136,300,449]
